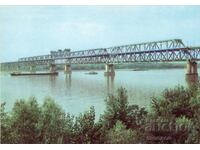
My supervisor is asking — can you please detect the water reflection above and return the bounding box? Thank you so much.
[49,75,57,92]
[65,74,72,89]
[106,75,115,94]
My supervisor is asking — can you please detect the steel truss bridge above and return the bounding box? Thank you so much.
[1,39,200,67]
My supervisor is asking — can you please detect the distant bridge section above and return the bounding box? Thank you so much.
[18,54,54,65]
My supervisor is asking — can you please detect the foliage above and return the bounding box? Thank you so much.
[0,102,12,143]
[105,120,137,144]
[38,97,68,143]
[151,86,194,117]
[148,85,200,144]
[72,106,96,143]
[9,97,40,143]
[102,87,147,129]
[1,85,200,144]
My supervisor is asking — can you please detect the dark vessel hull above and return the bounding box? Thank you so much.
[10,72,58,76]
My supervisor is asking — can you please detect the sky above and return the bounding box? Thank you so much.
[0,6,200,62]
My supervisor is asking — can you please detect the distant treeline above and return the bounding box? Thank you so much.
[0,62,185,72]
[70,62,185,70]
[1,85,200,144]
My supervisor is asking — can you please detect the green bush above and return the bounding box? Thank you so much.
[105,120,137,144]
[72,106,96,143]
[9,97,40,143]
[147,85,200,143]
[102,87,147,130]
[38,97,68,143]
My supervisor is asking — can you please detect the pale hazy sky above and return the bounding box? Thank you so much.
[0,6,200,62]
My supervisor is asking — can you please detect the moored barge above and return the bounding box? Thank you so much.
[10,72,58,76]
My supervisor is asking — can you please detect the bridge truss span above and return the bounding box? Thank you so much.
[1,39,200,66]
[107,39,185,54]
[57,48,109,59]
[18,54,54,65]
[108,47,200,63]
[63,47,200,64]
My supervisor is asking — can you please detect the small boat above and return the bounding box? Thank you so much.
[132,68,147,71]
[10,72,59,76]
[85,71,98,75]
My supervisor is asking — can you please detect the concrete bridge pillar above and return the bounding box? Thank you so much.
[106,75,115,94]
[104,64,115,76]
[193,62,198,74]
[50,64,57,73]
[186,60,198,75]
[64,64,72,74]
[186,60,198,87]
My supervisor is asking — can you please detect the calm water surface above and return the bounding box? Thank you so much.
[0,69,195,117]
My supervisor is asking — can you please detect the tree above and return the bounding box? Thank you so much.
[188,88,200,143]
[62,113,74,143]
[72,106,96,143]
[102,87,147,129]
[151,86,193,118]
[105,120,137,144]
[38,97,67,143]
[9,97,40,143]
[100,87,147,143]
[0,102,12,143]
[175,116,195,143]
[148,85,200,144]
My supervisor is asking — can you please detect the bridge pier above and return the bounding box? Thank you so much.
[186,60,198,86]
[186,60,198,75]
[104,64,115,76]
[49,64,57,73]
[65,73,72,89]
[64,64,72,74]
[106,75,115,94]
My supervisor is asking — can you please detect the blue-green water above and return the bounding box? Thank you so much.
[0,69,193,117]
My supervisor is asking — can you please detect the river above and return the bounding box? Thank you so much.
[0,69,197,117]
